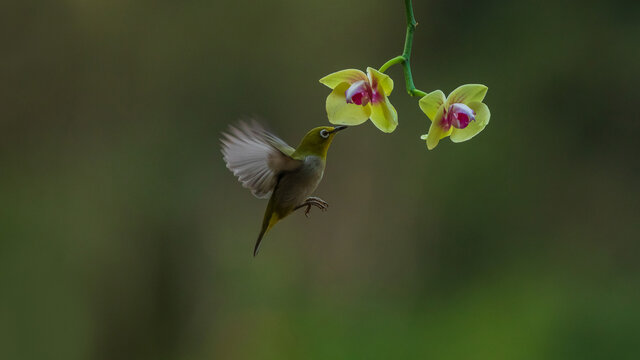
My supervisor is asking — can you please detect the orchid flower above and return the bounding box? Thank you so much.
[419,84,490,150]
[319,67,398,133]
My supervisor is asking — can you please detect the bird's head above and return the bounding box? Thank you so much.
[295,125,348,157]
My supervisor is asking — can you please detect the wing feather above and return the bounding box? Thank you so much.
[221,121,301,198]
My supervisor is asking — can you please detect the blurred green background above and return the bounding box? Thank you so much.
[2,0,639,359]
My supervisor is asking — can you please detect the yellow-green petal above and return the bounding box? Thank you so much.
[450,101,490,143]
[418,90,446,120]
[369,97,398,133]
[326,82,371,125]
[446,84,488,106]
[319,69,368,89]
[423,106,452,150]
[367,67,394,95]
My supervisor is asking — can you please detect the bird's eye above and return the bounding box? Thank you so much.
[320,129,329,138]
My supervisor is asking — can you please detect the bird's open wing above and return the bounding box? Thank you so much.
[221,121,301,199]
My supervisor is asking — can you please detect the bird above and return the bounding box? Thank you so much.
[221,121,347,256]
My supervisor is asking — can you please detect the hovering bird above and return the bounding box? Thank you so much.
[221,121,347,256]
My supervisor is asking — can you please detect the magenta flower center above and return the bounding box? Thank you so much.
[442,103,476,129]
[345,80,373,106]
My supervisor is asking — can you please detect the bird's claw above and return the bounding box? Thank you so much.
[307,197,328,211]
[298,197,329,218]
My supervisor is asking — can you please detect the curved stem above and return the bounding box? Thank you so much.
[379,0,427,98]
[379,56,404,73]
[410,88,427,98]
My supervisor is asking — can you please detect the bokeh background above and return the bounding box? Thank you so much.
[2,0,639,359]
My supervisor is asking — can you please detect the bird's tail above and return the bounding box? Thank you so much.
[254,207,279,257]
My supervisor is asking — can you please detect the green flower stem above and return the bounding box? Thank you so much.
[379,56,405,73]
[379,0,427,98]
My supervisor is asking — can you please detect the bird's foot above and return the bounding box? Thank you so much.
[306,197,328,209]
[295,197,329,218]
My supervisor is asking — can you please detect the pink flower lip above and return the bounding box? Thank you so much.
[444,103,476,129]
[345,80,372,106]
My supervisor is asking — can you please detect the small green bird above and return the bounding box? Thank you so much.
[221,121,347,256]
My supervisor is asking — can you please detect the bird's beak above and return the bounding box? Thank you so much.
[331,125,348,133]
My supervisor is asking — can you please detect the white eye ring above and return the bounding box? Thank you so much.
[320,129,329,138]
